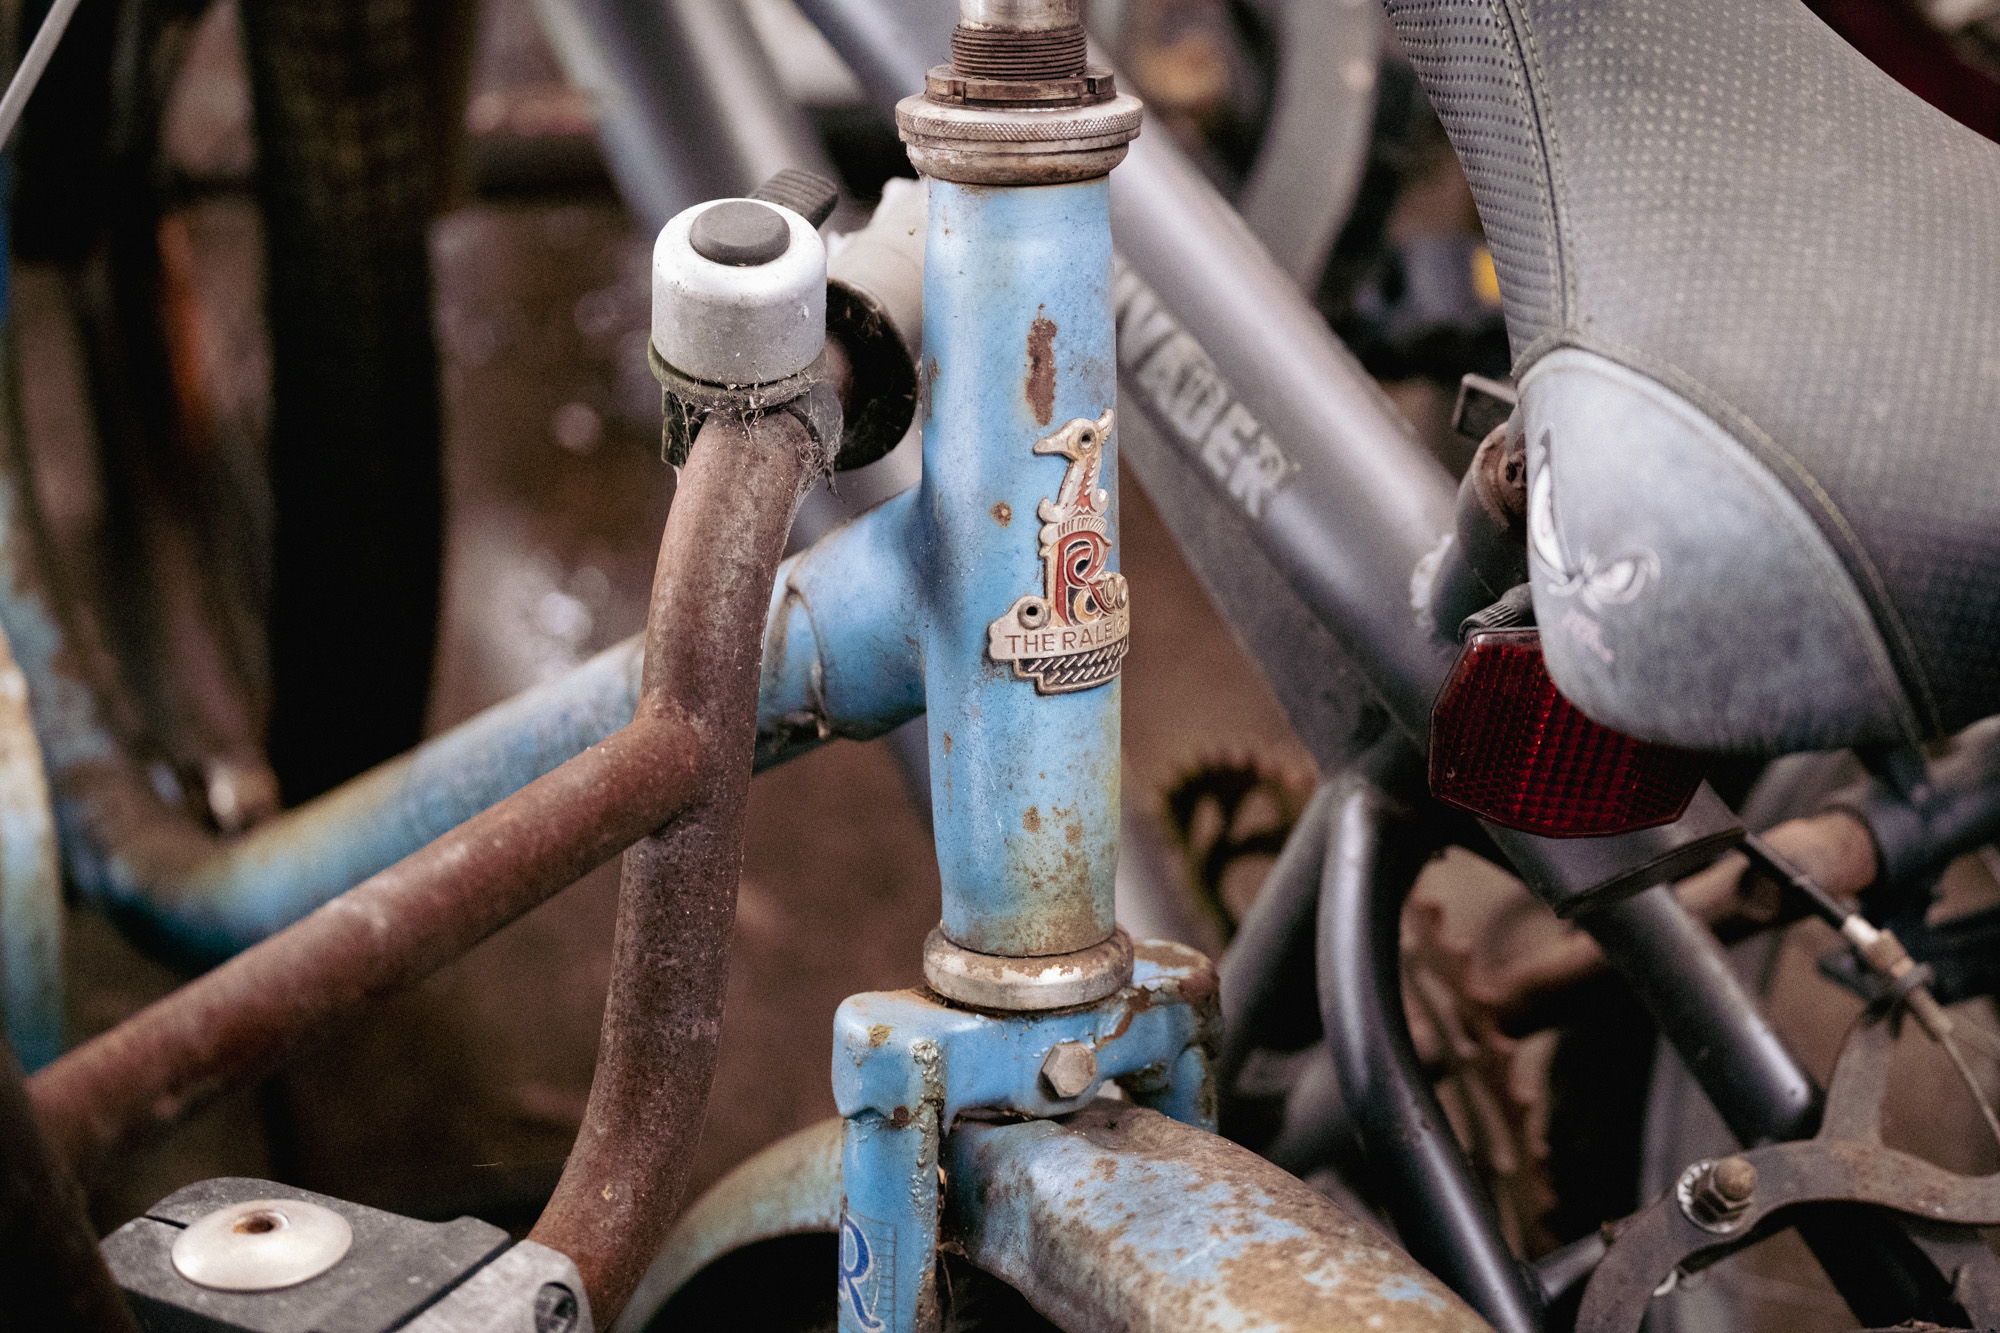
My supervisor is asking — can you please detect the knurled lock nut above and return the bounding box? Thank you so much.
[1041,1040,1099,1099]
[895,91,1143,186]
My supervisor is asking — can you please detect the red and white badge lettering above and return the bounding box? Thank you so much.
[987,410,1131,695]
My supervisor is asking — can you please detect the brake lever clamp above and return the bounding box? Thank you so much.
[648,339,842,480]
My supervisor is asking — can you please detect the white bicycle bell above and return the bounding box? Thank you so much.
[651,196,826,387]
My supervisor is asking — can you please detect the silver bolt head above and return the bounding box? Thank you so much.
[1041,1040,1099,1099]
[171,1198,354,1291]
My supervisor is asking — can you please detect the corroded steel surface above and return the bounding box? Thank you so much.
[946,1101,1495,1332]
[528,408,818,1324]
[26,410,813,1214]
[29,708,699,1181]
[1578,1014,2000,1333]
[834,941,1216,1333]
[633,1098,1489,1333]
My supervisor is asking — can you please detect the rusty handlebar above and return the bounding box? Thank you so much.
[26,407,818,1323]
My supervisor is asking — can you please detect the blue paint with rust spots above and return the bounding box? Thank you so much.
[805,172,1148,1333]
[942,1103,1491,1332]
[757,488,926,756]
[756,178,1124,958]
[831,944,1211,1128]
[833,942,1213,1333]
[920,178,1122,958]
[1379,1273,1454,1309]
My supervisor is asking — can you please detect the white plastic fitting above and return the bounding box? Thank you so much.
[651,198,826,387]
[827,177,927,361]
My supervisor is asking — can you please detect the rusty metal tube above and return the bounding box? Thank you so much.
[0,1041,140,1332]
[623,1106,1498,1333]
[528,409,816,1323]
[29,709,699,1180]
[946,1101,1496,1333]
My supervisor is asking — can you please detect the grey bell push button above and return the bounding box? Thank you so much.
[688,200,792,266]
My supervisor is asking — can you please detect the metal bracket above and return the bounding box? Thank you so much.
[831,939,1216,1333]
[647,340,843,474]
[101,1177,592,1333]
[1577,1012,2000,1333]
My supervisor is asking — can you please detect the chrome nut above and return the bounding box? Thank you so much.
[1040,1040,1099,1100]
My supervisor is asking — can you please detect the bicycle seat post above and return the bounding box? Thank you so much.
[825,11,1218,1333]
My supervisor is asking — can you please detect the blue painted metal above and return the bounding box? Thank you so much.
[631,1100,1490,1332]
[767,166,1157,1333]
[756,179,1127,959]
[629,1099,1495,1332]
[13,576,887,972]
[70,639,646,964]
[0,570,851,972]
[757,489,927,763]
[921,179,1122,958]
[944,1101,1494,1332]
[0,620,63,1071]
[832,940,1216,1333]
[0,334,74,1069]
[0,138,69,1069]
[832,942,1214,1129]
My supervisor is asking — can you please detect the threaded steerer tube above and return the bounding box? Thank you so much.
[949,24,1087,81]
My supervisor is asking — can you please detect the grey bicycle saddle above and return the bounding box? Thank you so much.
[1387,0,2000,752]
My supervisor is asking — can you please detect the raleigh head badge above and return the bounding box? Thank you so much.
[987,410,1131,695]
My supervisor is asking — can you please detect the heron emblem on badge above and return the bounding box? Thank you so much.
[987,409,1132,695]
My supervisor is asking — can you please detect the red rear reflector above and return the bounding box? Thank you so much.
[1429,628,1704,838]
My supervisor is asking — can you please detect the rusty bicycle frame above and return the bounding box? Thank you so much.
[8,0,2000,1330]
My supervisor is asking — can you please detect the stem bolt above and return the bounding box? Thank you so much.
[1041,1040,1098,1099]
[1678,1156,1758,1231]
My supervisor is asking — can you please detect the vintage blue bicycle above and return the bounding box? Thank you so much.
[8,0,2000,1329]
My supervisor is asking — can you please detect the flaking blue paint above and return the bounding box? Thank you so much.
[832,943,1213,1333]
[921,179,1122,958]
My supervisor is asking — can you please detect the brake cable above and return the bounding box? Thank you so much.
[1743,831,2000,1150]
[0,0,86,149]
